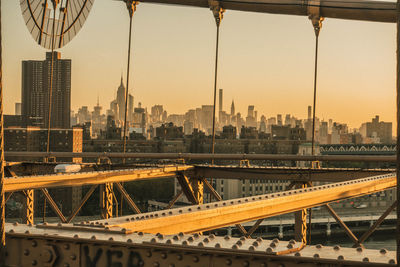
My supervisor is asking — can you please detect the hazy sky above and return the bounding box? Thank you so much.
[2,1,397,130]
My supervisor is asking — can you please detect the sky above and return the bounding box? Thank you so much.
[1,1,397,131]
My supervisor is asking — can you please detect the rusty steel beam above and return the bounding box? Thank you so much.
[202,177,248,236]
[4,165,193,192]
[356,200,397,247]
[66,185,98,223]
[115,182,141,214]
[176,174,198,204]
[193,166,394,182]
[40,189,67,223]
[4,151,397,162]
[324,204,360,246]
[22,190,34,225]
[245,218,264,238]
[106,174,396,235]
[165,190,183,209]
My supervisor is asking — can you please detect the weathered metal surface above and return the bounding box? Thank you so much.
[5,151,398,162]
[86,174,396,235]
[4,223,397,266]
[193,165,394,182]
[4,165,192,192]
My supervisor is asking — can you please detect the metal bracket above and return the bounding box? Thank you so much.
[126,0,139,17]
[308,0,324,37]
[209,0,224,26]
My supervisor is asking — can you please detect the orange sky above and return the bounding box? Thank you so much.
[2,1,397,131]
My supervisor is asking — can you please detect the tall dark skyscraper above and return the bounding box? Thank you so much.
[22,52,71,128]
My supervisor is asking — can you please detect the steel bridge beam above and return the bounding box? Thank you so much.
[4,151,398,162]
[138,0,397,23]
[193,166,394,182]
[100,174,396,235]
[3,165,192,192]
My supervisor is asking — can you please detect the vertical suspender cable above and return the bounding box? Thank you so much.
[46,2,57,154]
[211,24,220,164]
[396,0,400,263]
[121,1,137,216]
[210,7,223,202]
[0,0,5,262]
[308,16,322,245]
[44,1,57,223]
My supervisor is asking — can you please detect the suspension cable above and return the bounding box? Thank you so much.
[308,16,323,245]
[211,24,220,164]
[121,0,138,216]
[46,1,57,154]
[0,0,5,261]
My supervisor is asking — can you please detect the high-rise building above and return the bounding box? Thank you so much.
[230,100,235,116]
[15,103,21,115]
[308,106,312,120]
[219,89,223,121]
[22,52,71,128]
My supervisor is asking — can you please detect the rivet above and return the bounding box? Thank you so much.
[193,256,199,262]
[176,254,182,261]
[260,263,267,267]
[240,236,246,241]
[161,252,167,259]
[70,255,76,260]
[356,247,363,252]
[63,244,70,250]
[252,241,259,247]
[32,240,37,247]
[158,234,164,240]
[25,230,30,234]
[226,259,232,265]
[198,242,204,247]
[182,241,189,245]
[272,238,279,243]
[91,236,96,240]
[188,237,194,242]
[127,239,133,243]
[388,259,396,264]
[13,222,18,226]
[287,244,293,249]
[194,233,200,239]
[209,234,215,239]
[380,248,388,255]
[232,244,239,249]
[266,247,274,253]
[224,235,230,240]
[203,238,210,243]
[337,255,344,260]
[43,222,48,226]
[32,260,37,266]
[215,243,221,248]
[363,257,369,262]
[243,261,249,267]
[236,240,243,246]
[256,237,263,242]
[295,252,301,256]
[173,235,180,241]
[166,239,172,244]
[146,251,152,257]
[150,238,157,243]
[108,237,114,241]
[23,249,29,256]
[313,254,319,258]
[64,264,70,267]
[178,232,184,237]
[168,264,175,267]
[249,245,255,251]
[9,229,14,233]
[153,262,159,267]
[269,242,276,248]
[316,244,323,249]
[58,223,62,227]
[333,245,340,251]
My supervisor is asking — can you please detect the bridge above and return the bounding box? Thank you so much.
[2,0,400,266]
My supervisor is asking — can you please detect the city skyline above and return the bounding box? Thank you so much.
[2,1,397,131]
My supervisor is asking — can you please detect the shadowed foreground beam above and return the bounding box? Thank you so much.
[105,174,395,234]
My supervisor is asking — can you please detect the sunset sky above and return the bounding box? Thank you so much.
[2,1,397,131]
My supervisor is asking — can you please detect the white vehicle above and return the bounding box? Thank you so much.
[54,164,81,173]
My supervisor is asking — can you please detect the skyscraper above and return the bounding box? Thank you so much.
[22,52,71,128]
[230,100,235,116]
[219,89,223,113]
[308,105,312,120]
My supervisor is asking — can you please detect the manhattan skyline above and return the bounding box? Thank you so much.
[2,0,397,131]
